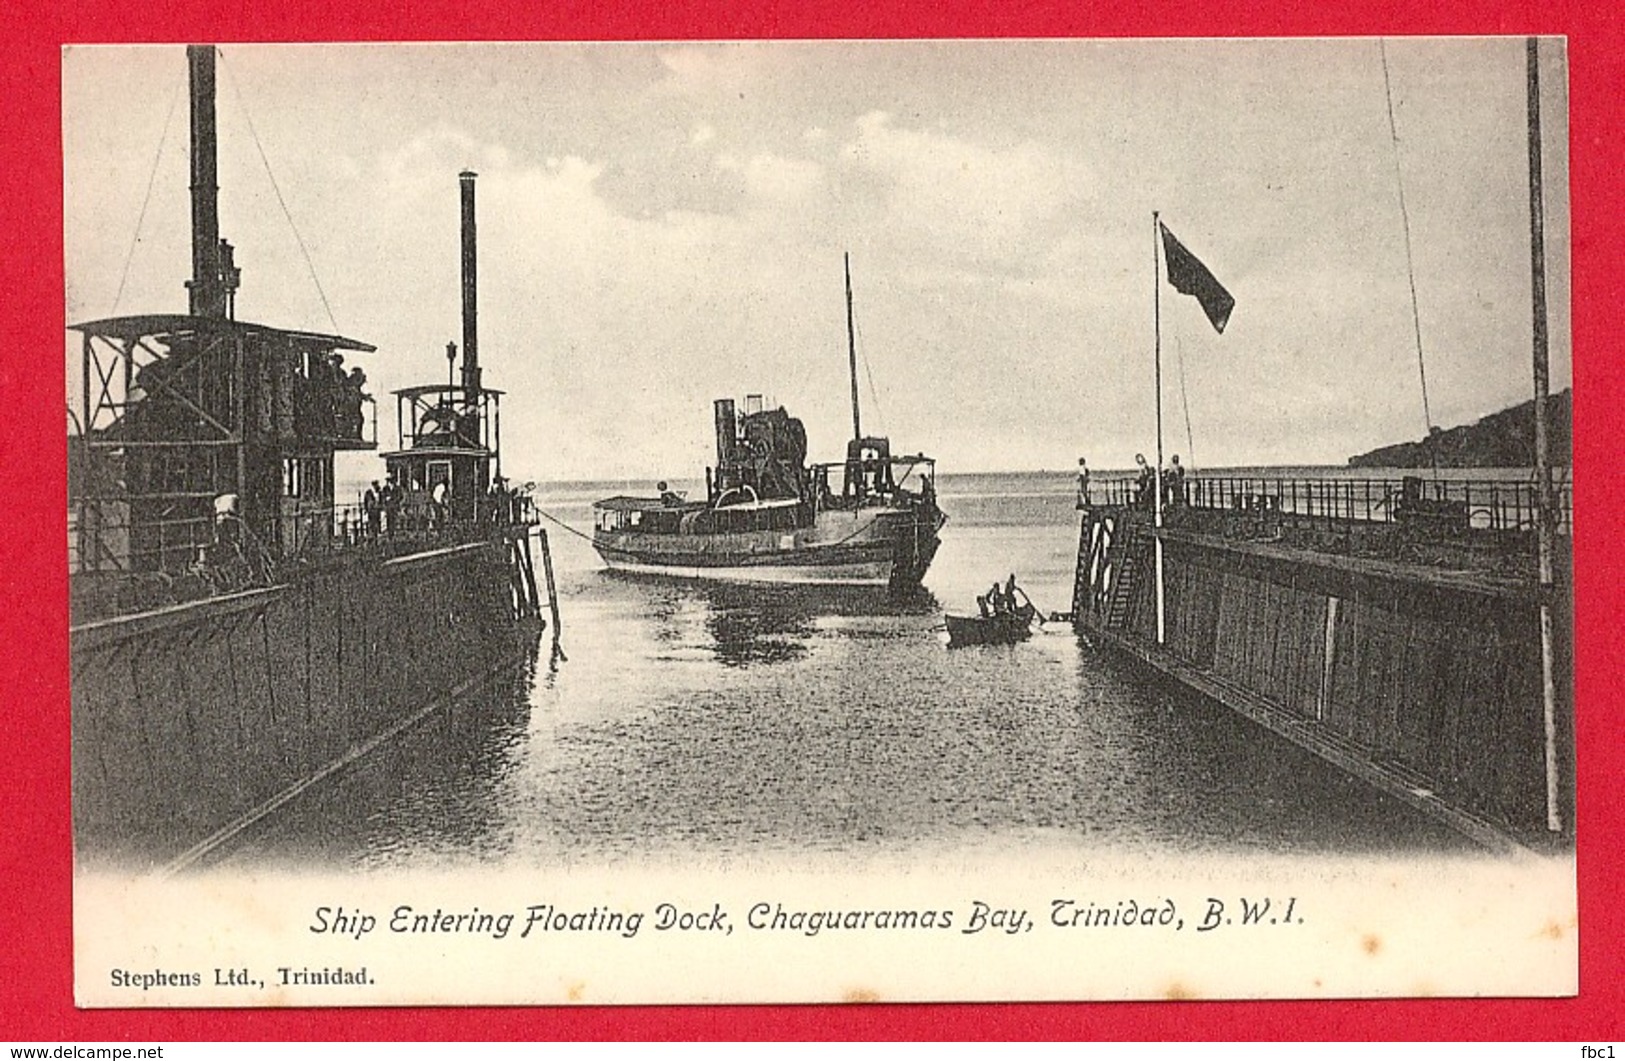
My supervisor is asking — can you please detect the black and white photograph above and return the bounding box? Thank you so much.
[64,38,1575,1006]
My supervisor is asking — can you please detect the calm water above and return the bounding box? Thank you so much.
[226,470,1473,869]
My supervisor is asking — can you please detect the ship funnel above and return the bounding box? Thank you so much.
[714,398,737,471]
[186,45,228,318]
[459,170,482,396]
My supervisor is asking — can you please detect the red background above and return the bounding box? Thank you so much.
[4,0,1620,1041]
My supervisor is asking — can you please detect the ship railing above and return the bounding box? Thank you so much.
[293,495,539,557]
[304,394,379,451]
[69,493,538,578]
[68,509,218,576]
[1084,473,1572,536]
[808,455,937,477]
[808,454,937,511]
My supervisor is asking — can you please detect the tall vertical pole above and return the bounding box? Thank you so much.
[80,337,93,569]
[458,167,484,484]
[459,171,481,396]
[1153,212,1166,646]
[539,528,561,650]
[81,340,92,439]
[1381,40,1439,479]
[186,45,224,319]
[845,252,862,441]
[1527,37,1562,835]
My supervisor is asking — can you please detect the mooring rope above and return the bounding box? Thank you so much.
[531,505,597,544]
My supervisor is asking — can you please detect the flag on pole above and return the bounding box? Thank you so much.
[1159,222,1234,334]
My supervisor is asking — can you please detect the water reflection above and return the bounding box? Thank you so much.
[1065,636,1471,855]
[604,571,938,668]
[211,636,544,870]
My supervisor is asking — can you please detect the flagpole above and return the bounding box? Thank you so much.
[1153,211,1166,646]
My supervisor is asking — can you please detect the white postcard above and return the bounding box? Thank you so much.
[65,38,1575,1007]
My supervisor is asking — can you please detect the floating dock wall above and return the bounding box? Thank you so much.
[1074,508,1571,848]
[71,541,524,865]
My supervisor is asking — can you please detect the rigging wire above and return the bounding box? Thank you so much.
[1175,332,1197,472]
[853,315,887,437]
[110,72,184,317]
[216,48,342,333]
[1380,39,1439,477]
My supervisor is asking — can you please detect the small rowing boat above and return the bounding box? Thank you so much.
[944,603,1037,648]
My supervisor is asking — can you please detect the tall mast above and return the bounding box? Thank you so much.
[1379,39,1438,476]
[185,45,226,319]
[845,252,861,441]
[1527,37,1561,835]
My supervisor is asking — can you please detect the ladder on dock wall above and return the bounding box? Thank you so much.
[1072,512,1154,633]
[1104,521,1152,632]
[1071,517,1093,621]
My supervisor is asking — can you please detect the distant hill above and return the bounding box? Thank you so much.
[1348,389,1572,468]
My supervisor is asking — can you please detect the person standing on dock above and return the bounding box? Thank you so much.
[1076,458,1091,510]
[1166,455,1186,508]
[1134,453,1154,510]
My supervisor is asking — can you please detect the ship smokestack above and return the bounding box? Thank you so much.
[714,399,737,471]
[459,170,481,397]
[186,45,227,318]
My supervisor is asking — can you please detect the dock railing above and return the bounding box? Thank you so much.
[1087,472,1572,537]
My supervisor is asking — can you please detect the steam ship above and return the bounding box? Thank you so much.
[592,257,945,590]
[67,46,550,868]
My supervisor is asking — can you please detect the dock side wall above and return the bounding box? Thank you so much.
[1079,508,1569,845]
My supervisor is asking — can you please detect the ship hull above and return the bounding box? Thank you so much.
[601,555,893,585]
[70,536,542,870]
[594,506,940,588]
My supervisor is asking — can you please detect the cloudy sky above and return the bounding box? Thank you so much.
[63,39,1570,481]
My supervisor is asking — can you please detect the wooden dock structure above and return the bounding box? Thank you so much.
[1071,474,1572,853]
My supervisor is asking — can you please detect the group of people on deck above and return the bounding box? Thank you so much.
[291,352,367,441]
[359,475,430,538]
[1132,453,1186,511]
[1074,454,1188,512]
[358,473,522,539]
